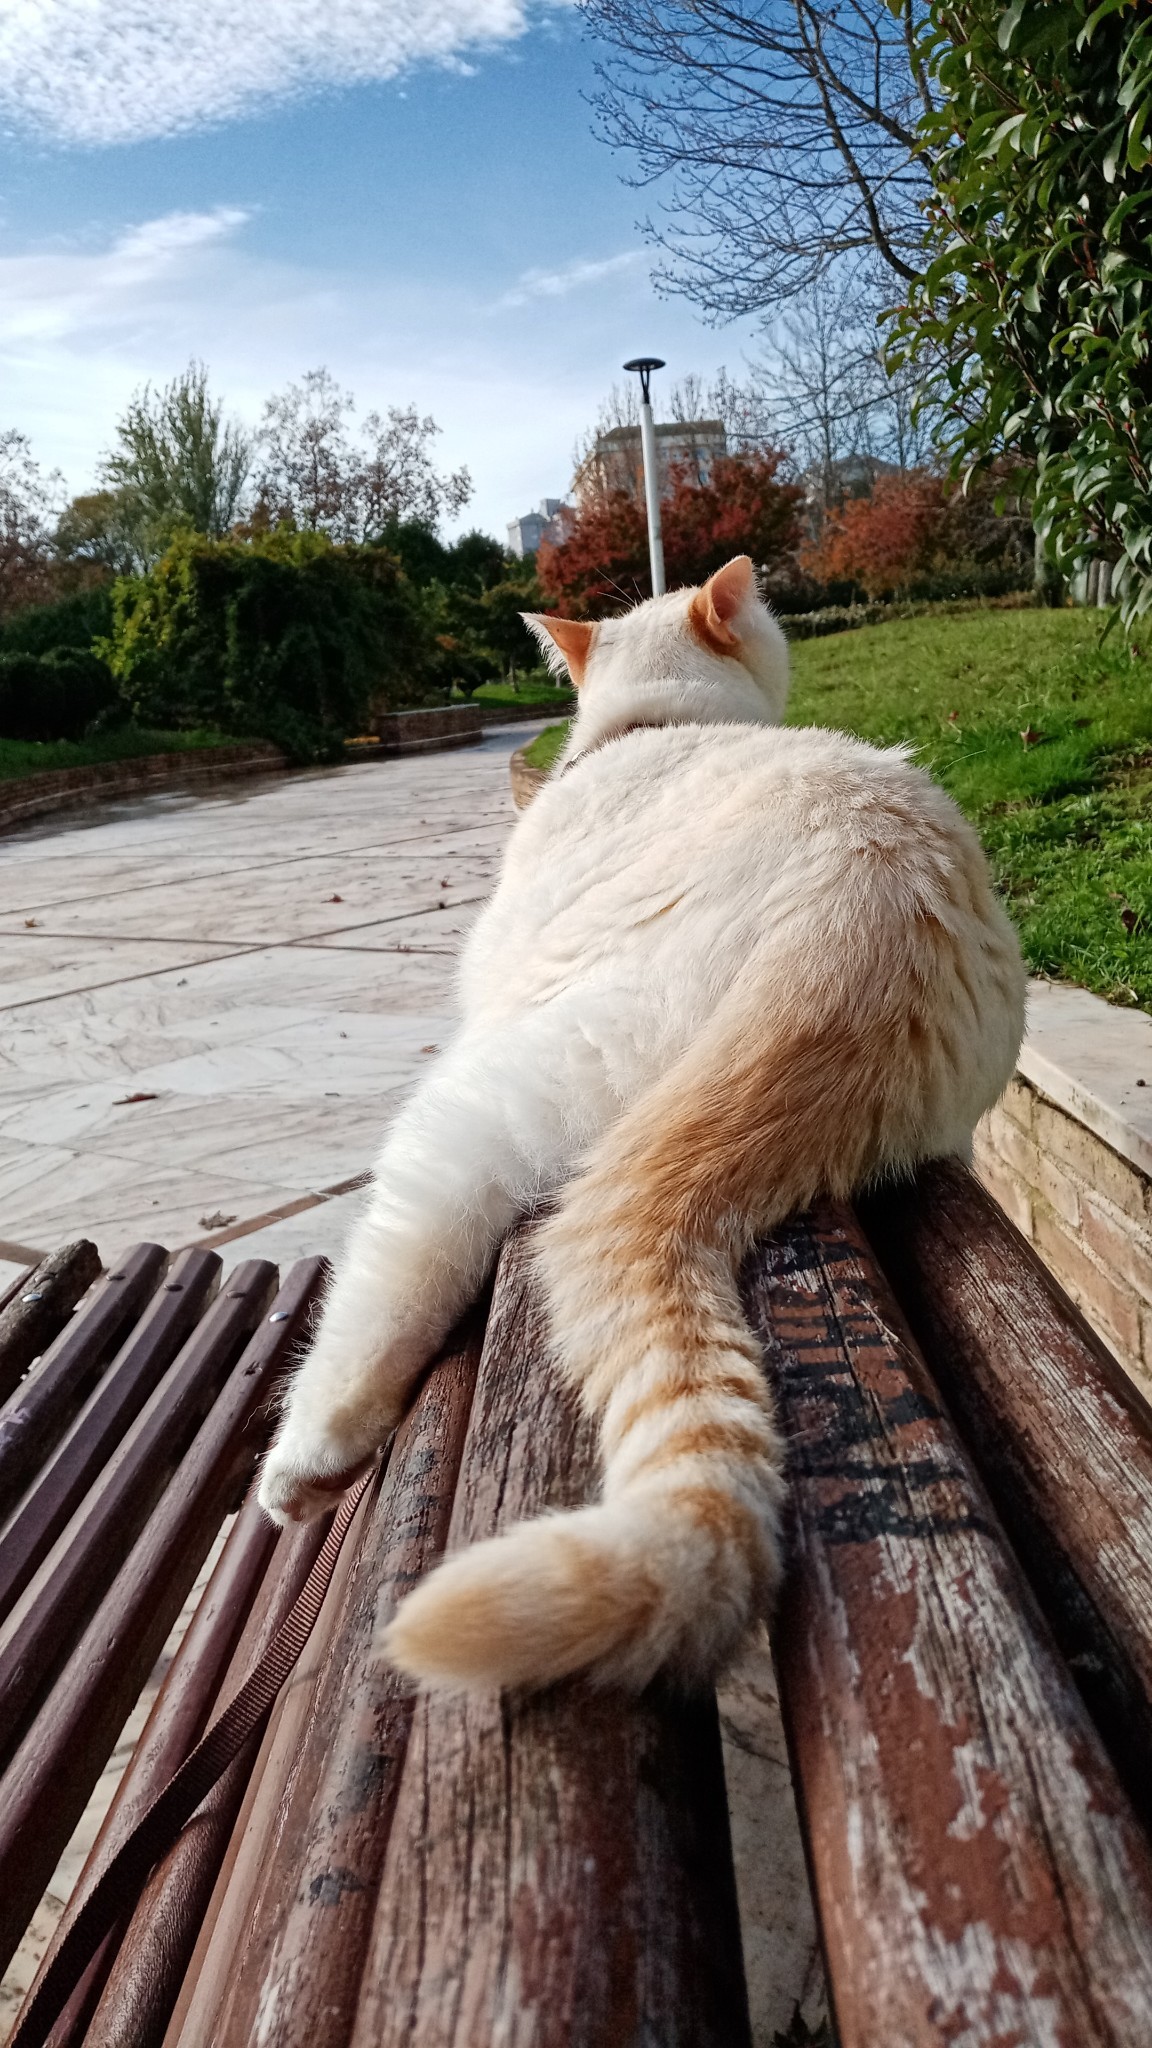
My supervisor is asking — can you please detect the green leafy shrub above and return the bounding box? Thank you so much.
[0,647,119,741]
[896,0,1152,623]
[102,527,435,760]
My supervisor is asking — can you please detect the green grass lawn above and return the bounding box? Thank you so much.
[472,678,575,711]
[0,727,235,784]
[522,608,1152,1011]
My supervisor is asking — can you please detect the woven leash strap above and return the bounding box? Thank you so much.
[11,1470,374,2048]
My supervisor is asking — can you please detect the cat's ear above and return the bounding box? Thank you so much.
[688,556,757,656]
[521,613,597,686]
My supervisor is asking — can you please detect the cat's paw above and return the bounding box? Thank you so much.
[258,1436,374,1525]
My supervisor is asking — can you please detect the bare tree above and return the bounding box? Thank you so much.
[753,268,939,517]
[0,430,64,618]
[582,0,936,313]
[256,369,472,541]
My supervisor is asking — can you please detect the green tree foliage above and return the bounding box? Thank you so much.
[101,528,432,760]
[894,0,1152,622]
[378,519,543,686]
[96,362,252,570]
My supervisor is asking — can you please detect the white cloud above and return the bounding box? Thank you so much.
[494,251,644,310]
[0,2,544,146]
[0,208,250,343]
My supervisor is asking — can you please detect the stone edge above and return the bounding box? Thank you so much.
[0,743,288,836]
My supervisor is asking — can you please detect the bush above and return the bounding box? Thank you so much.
[102,527,435,760]
[0,646,120,741]
[805,470,1033,603]
[0,585,114,659]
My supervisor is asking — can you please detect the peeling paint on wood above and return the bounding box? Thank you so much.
[744,1202,1152,2048]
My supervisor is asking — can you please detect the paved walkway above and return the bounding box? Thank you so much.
[0,731,825,2044]
[0,734,525,1288]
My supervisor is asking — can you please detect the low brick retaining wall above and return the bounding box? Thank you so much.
[475,699,574,727]
[976,1076,1152,1401]
[0,742,287,836]
[371,706,483,755]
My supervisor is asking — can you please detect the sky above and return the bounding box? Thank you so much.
[0,1,764,541]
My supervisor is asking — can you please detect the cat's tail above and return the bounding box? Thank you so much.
[381,978,925,1694]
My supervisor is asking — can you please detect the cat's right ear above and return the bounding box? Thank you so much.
[521,613,596,686]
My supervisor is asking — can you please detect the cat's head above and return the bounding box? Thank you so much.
[521,557,789,734]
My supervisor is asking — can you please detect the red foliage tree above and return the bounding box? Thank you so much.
[538,449,803,616]
[806,466,1033,600]
[806,470,945,599]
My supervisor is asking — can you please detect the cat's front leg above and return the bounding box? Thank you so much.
[258,1018,599,1523]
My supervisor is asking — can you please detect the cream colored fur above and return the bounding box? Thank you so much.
[258,555,1026,1694]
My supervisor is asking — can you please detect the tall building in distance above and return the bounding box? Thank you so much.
[573,420,727,506]
[506,499,573,558]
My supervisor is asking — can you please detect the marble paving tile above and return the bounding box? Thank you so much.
[0,1144,314,1261]
[0,935,242,1011]
[210,1183,371,1266]
[3,1088,398,1192]
[306,904,484,952]
[0,859,492,946]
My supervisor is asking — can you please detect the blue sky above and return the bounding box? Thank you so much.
[0,3,762,539]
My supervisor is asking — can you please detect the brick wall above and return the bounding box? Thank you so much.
[975,1077,1152,1401]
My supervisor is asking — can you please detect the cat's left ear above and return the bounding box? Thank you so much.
[521,613,597,686]
[688,556,757,656]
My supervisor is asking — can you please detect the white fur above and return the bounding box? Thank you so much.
[258,566,1025,1691]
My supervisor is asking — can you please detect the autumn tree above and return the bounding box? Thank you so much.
[807,468,1032,599]
[539,448,803,613]
[0,431,63,619]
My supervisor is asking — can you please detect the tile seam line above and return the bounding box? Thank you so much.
[0,894,489,955]
[0,826,506,915]
[0,943,272,1014]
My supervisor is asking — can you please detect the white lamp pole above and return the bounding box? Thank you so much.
[624,356,666,597]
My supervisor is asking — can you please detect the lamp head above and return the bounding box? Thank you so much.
[623,356,665,405]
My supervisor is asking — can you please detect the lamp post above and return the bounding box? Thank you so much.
[624,356,666,597]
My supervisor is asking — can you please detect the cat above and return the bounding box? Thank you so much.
[258,554,1026,1694]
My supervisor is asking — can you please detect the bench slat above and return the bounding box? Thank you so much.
[861,1158,1152,1827]
[83,1508,332,2048]
[744,1202,1152,2048]
[353,1225,752,2048]
[0,1259,276,1767]
[187,1313,484,2047]
[0,1247,223,1627]
[0,1255,326,1978]
[0,1242,167,1504]
[21,1491,279,2045]
[0,1241,102,1405]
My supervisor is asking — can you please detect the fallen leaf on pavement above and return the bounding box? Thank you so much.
[113,1092,158,1105]
[199,1212,236,1230]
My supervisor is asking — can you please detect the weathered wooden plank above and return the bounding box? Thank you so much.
[19,1491,278,2048]
[861,1158,1152,1825]
[351,1226,752,2048]
[0,1242,167,1505]
[0,1246,223,1627]
[0,1241,102,1406]
[0,1259,275,1767]
[744,1202,1152,2048]
[78,1510,332,2048]
[0,1256,326,1979]
[202,1313,484,2048]
[164,1491,369,2048]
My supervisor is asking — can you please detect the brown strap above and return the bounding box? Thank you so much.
[10,1471,373,2048]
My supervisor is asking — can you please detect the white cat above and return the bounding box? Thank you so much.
[258,556,1025,1693]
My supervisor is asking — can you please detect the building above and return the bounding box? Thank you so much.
[573,420,728,506]
[506,499,573,558]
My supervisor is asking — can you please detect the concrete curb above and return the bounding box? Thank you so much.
[0,743,288,836]
[509,745,548,811]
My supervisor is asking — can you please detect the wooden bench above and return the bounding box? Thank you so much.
[3,1161,1152,2046]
